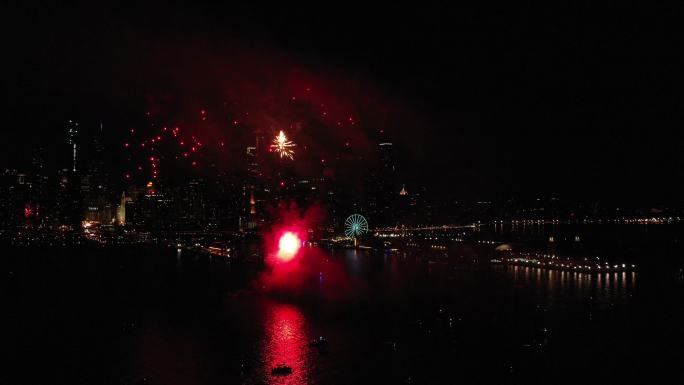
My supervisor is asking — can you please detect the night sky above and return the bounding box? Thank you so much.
[2,3,683,204]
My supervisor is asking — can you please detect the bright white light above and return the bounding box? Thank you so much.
[277,231,300,261]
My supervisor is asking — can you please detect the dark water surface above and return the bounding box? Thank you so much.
[2,236,684,384]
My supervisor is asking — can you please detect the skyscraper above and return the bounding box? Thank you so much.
[54,168,81,229]
[91,122,105,175]
[375,142,398,226]
[66,120,79,172]
[240,131,268,232]
[241,145,260,231]
[379,142,395,173]
[116,191,127,225]
[81,122,112,224]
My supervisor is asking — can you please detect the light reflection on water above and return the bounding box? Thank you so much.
[260,303,310,385]
[503,264,636,304]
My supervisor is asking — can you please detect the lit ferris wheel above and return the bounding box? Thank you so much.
[344,214,369,238]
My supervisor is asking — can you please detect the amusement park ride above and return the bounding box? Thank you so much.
[344,214,369,246]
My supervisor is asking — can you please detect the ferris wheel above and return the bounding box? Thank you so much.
[344,214,369,238]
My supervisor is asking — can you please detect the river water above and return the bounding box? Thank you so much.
[2,228,684,384]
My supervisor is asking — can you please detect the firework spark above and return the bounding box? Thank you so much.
[122,115,214,180]
[271,130,296,160]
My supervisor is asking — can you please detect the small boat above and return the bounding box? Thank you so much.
[271,365,292,376]
[309,336,329,353]
[309,336,328,348]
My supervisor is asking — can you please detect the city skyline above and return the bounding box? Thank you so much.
[2,121,680,239]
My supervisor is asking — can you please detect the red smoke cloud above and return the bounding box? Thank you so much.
[108,40,418,183]
[257,202,347,298]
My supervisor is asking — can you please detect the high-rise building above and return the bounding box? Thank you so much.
[31,146,44,174]
[379,142,395,173]
[54,168,81,229]
[116,191,128,225]
[81,122,112,224]
[28,147,48,227]
[66,120,79,172]
[181,178,207,228]
[241,137,267,232]
[374,142,399,226]
[246,146,259,178]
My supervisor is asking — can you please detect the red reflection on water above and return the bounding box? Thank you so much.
[263,303,309,384]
